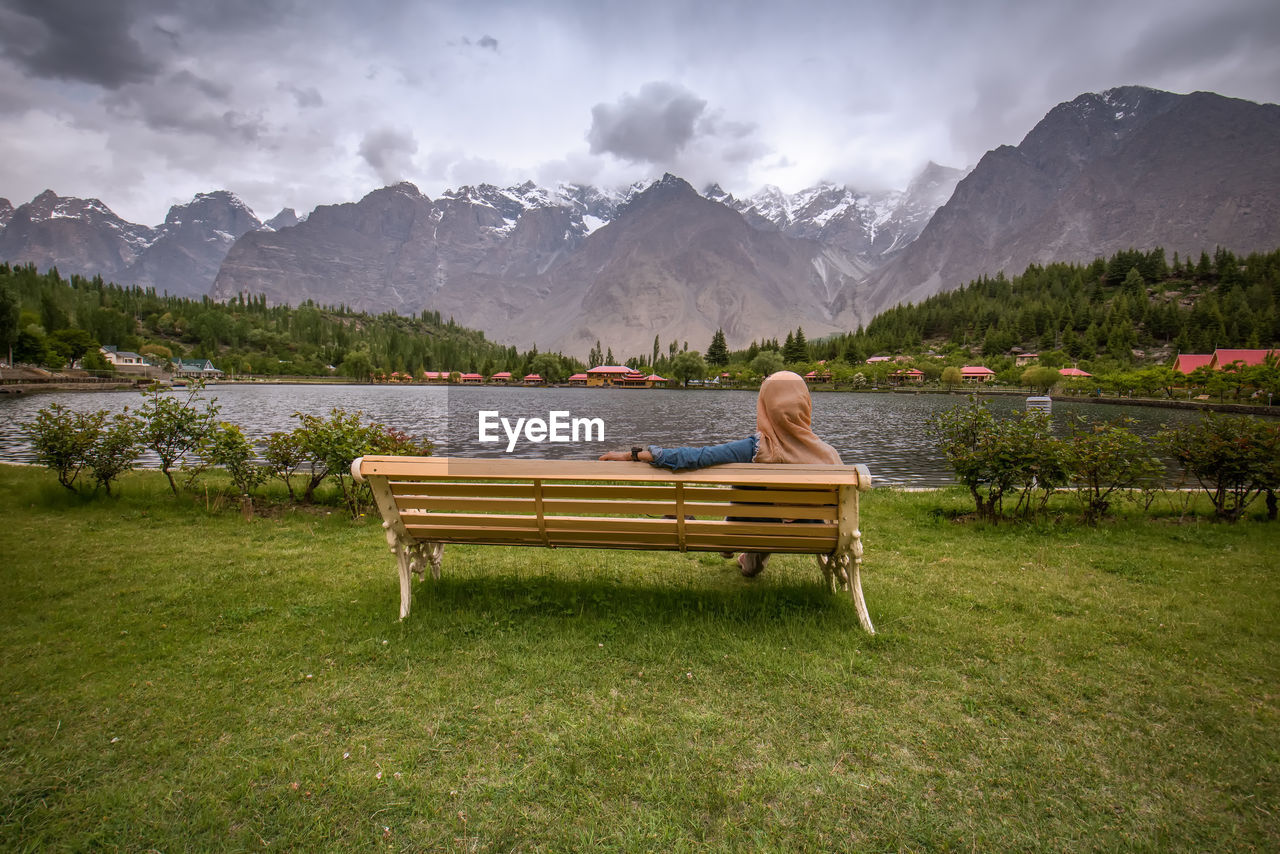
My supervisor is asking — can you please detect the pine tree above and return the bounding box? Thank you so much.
[782,331,796,363]
[706,328,728,366]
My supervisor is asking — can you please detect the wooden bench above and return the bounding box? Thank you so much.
[352,455,876,633]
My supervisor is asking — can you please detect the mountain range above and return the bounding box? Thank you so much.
[2,86,1277,358]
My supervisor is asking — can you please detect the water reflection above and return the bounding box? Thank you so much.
[0,384,1228,486]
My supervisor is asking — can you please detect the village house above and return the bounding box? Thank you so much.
[585,365,634,387]
[888,368,925,384]
[99,346,149,372]
[960,365,996,383]
[174,358,224,380]
[1173,349,1277,375]
[567,373,589,386]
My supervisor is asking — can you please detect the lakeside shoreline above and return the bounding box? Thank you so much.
[4,375,1277,416]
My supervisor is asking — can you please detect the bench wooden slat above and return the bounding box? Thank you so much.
[387,480,842,506]
[401,523,837,553]
[392,495,838,520]
[363,455,869,488]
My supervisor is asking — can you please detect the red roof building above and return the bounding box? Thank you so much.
[960,365,996,382]
[889,368,925,384]
[490,371,513,382]
[586,365,640,387]
[523,373,544,384]
[1059,367,1092,378]
[459,372,484,384]
[1210,349,1278,370]
[567,373,589,385]
[1173,354,1214,375]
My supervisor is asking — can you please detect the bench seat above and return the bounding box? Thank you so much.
[353,455,875,632]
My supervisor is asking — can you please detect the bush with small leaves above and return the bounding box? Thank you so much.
[1065,416,1162,524]
[20,403,106,491]
[137,382,220,495]
[1160,414,1278,522]
[261,431,306,501]
[927,398,1062,522]
[84,411,143,495]
[290,408,433,517]
[201,422,267,498]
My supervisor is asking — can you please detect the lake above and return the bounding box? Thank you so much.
[0,384,1221,486]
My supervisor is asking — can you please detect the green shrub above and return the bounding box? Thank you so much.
[20,403,141,494]
[84,411,142,495]
[291,408,433,517]
[1160,414,1278,522]
[200,422,267,498]
[927,399,1062,522]
[261,430,306,500]
[20,403,106,491]
[136,382,220,495]
[1065,416,1162,523]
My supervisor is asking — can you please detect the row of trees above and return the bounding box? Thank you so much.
[0,264,585,381]
[20,383,433,518]
[5,245,1278,390]
[827,247,1280,365]
[928,399,1280,524]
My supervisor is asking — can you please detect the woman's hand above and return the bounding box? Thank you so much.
[599,448,652,462]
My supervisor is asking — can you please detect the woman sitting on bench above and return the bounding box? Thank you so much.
[599,370,843,577]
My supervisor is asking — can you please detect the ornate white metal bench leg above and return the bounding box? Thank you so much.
[382,522,444,620]
[847,529,874,634]
[816,554,839,594]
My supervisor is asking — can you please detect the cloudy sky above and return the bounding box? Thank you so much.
[1,0,1277,225]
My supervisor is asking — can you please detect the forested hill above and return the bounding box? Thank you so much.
[824,247,1280,365]
[0,263,583,380]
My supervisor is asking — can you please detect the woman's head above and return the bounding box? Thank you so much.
[754,371,842,464]
[757,370,813,430]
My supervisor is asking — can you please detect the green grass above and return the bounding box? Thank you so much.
[1,465,1277,852]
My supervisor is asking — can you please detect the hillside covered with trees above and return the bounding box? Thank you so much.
[823,247,1280,366]
[0,263,585,382]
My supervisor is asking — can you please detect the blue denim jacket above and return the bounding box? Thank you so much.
[646,436,757,471]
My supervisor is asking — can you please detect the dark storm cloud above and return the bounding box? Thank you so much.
[1120,2,1280,84]
[105,70,263,142]
[477,34,498,51]
[359,127,418,183]
[0,0,160,88]
[587,82,707,164]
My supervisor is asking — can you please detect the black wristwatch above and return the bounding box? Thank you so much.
[631,446,643,461]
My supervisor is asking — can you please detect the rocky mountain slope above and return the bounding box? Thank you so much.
[210,176,867,356]
[428,175,865,356]
[841,87,1280,327]
[0,189,267,298]
[710,161,965,266]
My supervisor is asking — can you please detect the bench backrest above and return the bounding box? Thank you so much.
[354,456,871,555]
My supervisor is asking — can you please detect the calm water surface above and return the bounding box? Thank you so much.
[0,384,1218,486]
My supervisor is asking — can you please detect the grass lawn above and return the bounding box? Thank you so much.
[1,464,1277,852]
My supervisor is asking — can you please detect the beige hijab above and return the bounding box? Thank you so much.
[753,371,843,464]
